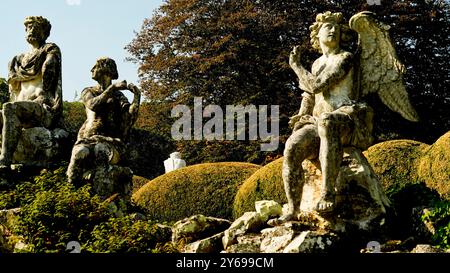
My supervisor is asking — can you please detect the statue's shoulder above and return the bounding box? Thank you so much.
[42,42,61,55]
[81,86,100,98]
[338,50,354,61]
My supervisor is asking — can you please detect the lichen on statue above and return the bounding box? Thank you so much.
[66,57,141,199]
[0,16,63,170]
[271,11,418,229]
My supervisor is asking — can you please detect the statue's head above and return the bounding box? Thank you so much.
[91,57,119,82]
[24,16,51,46]
[309,11,351,53]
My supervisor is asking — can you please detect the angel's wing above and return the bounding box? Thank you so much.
[350,11,419,122]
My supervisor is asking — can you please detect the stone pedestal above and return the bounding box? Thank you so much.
[299,147,391,234]
[10,127,69,167]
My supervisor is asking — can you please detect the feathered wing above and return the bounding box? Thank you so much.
[349,11,419,122]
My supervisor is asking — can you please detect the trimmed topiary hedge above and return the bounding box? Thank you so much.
[364,139,428,192]
[233,158,286,218]
[132,162,260,222]
[418,131,450,200]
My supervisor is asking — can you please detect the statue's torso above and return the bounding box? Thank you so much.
[16,75,44,102]
[78,88,130,141]
[311,52,355,117]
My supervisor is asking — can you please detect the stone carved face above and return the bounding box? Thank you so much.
[317,22,341,49]
[25,22,46,46]
[91,63,104,83]
[91,58,119,83]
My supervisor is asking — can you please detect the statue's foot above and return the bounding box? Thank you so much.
[267,213,297,226]
[316,194,335,213]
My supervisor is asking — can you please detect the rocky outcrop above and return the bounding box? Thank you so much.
[180,200,354,253]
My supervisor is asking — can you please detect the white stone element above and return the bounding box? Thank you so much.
[164,152,186,173]
[255,200,282,221]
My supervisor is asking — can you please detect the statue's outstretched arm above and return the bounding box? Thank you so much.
[289,46,314,92]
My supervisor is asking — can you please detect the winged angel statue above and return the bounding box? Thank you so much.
[277,11,419,223]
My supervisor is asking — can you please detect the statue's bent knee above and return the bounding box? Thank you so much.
[72,145,90,160]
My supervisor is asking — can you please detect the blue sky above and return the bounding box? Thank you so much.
[0,0,164,101]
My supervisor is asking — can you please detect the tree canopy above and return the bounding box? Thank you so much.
[127,0,450,164]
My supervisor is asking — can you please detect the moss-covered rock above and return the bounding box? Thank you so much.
[233,158,286,218]
[418,132,450,199]
[364,140,429,192]
[132,162,260,222]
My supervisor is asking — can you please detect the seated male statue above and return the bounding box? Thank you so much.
[0,16,62,169]
[66,57,140,192]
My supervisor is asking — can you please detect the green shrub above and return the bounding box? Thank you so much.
[62,101,86,133]
[422,201,450,249]
[132,162,261,222]
[0,167,71,210]
[386,182,442,240]
[233,157,286,218]
[132,175,150,194]
[83,215,176,253]
[364,139,428,190]
[418,131,450,199]
[13,168,114,252]
[175,140,284,166]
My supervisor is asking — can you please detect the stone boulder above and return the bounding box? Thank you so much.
[283,230,339,253]
[222,212,267,249]
[184,232,225,253]
[172,214,231,244]
[255,200,282,221]
[260,226,295,253]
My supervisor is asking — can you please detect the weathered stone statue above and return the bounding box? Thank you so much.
[66,57,140,198]
[273,11,418,229]
[164,152,186,173]
[0,16,64,170]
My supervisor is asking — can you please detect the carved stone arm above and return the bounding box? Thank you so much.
[82,81,127,111]
[127,83,141,122]
[309,53,354,94]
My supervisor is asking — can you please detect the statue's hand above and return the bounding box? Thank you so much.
[127,83,140,95]
[289,114,316,131]
[288,114,302,128]
[113,80,128,91]
[289,45,302,67]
